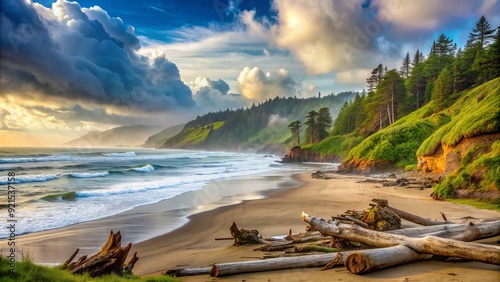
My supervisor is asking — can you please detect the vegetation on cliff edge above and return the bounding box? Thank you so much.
[0,256,178,282]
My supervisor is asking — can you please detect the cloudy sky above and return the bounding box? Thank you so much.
[1,0,499,146]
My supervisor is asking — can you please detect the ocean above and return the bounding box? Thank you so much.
[0,147,337,239]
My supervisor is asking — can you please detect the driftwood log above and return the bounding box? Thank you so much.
[63,231,138,277]
[344,245,431,274]
[302,212,500,265]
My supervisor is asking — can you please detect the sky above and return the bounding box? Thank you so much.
[1,0,499,146]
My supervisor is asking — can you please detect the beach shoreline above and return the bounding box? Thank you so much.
[2,168,306,264]
[4,168,500,281]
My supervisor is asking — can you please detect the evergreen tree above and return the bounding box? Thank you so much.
[412,49,424,66]
[376,69,406,124]
[366,64,385,92]
[405,63,426,110]
[288,121,301,146]
[469,15,496,49]
[304,110,318,144]
[487,26,500,78]
[400,52,411,78]
[432,66,453,110]
[317,107,333,141]
[434,34,454,55]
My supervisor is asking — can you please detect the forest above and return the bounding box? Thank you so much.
[162,92,355,152]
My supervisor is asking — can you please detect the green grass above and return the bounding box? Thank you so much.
[418,78,500,156]
[405,164,417,171]
[447,198,500,210]
[304,134,364,158]
[343,119,437,167]
[0,256,179,282]
[163,121,224,147]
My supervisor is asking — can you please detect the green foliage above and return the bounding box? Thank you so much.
[287,120,301,146]
[345,119,435,167]
[405,164,417,171]
[418,78,500,156]
[432,66,453,109]
[469,15,496,49]
[304,134,363,157]
[0,256,179,282]
[448,198,500,211]
[164,121,224,148]
[162,93,356,151]
[304,110,318,144]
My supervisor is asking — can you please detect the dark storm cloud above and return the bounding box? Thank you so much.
[0,0,194,111]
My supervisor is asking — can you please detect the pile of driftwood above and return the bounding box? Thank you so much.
[165,199,500,277]
[62,231,139,277]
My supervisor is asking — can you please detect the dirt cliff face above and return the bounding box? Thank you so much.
[417,133,500,174]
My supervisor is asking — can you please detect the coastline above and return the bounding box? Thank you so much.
[4,168,499,281]
[3,168,304,264]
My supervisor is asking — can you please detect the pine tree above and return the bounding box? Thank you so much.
[376,70,406,124]
[288,121,301,146]
[432,67,453,110]
[469,15,496,49]
[434,34,454,55]
[304,110,318,144]
[400,52,411,78]
[487,26,500,78]
[412,49,424,67]
[316,107,333,141]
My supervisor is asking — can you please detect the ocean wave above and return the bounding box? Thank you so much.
[101,152,136,157]
[76,164,274,197]
[0,155,72,164]
[0,174,58,185]
[131,164,154,172]
[69,171,110,178]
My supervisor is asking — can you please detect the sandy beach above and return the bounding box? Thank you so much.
[6,170,500,281]
[129,172,500,281]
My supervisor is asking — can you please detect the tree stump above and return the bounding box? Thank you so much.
[362,205,401,231]
[229,222,263,245]
[63,231,138,277]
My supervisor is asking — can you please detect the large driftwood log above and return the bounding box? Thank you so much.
[330,220,500,274]
[303,212,500,265]
[344,245,431,274]
[63,231,138,277]
[210,252,351,277]
[387,220,500,239]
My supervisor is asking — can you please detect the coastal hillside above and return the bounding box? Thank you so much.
[160,92,356,153]
[142,124,184,147]
[338,78,499,173]
[298,19,500,204]
[64,125,165,147]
